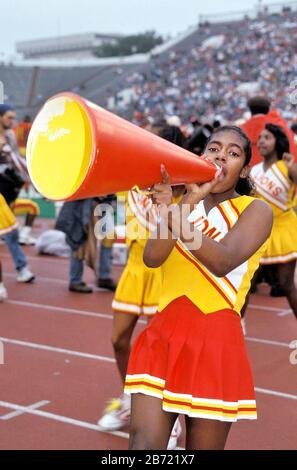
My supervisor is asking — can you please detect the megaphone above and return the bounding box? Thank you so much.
[26,92,217,201]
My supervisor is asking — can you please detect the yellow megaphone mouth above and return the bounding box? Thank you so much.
[27,95,93,200]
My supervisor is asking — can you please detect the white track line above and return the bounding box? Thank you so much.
[248,304,292,314]
[0,337,290,374]
[0,252,69,265]
[6,300,286,324]
[2,302,291,345]
[255,388,297,401]
[3,270,294,316]
[0,400,50,420]
[7,300,113,320]
[245,337,290,348]
[4,272,115,292]
[3,269,292,315]
[0,334,292,371]
[0,400,129,439]
[0,385,296,445]
[0,337,116,363]
[6,300,147,324]
[277,309,292,317]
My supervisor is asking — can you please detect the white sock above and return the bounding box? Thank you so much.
[20,226,31,237]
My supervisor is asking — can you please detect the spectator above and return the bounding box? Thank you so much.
[56,199,96,293]
[0,104,39,245]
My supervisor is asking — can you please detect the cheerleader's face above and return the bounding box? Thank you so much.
[203,130,247,193]
[257,129,276,158]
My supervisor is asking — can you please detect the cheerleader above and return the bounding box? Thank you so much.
[98,125,185,449]
[250,123,297,316]
[124,126,273,450]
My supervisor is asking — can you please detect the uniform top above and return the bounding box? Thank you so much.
[158,195,268,316]
[250,160,296,216]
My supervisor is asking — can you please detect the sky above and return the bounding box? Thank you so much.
[1,0,266,55]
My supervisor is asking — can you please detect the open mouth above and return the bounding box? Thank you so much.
[200,156,226,179]
[214,163,227,178]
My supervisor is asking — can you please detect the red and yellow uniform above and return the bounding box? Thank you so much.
[112,190,162,316]
[125,196,267,422]
[250,160,297,264]
[11,199,40,217]
[0,194,18,236]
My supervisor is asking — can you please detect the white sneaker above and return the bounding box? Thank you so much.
[17,267,35,283]
[19,226,36,246]
[241,318,246,336]
[19,234,36,246]
[0,284,8,302]
[97,394,131,431]
[167,417,182,450]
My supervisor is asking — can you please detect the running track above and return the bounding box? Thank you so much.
[0,224,296,450]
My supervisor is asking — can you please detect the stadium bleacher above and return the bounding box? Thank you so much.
[0,4,296,124]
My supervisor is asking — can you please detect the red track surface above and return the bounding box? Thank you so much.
[0,221,296,450]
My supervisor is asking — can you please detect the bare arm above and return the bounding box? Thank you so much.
[283,152,297,184]
[144,220,177,268]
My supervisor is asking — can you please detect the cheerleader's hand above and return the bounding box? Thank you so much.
[179,169,224,208]
[151,164,173,207]
[282,152,295,168]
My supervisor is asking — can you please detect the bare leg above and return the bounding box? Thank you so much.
[185,416,232,450]
[129,394,177,450]
[111,312,139,384]
[276,261,297,318]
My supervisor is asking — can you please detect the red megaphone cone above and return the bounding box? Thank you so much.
[26,92,217,201]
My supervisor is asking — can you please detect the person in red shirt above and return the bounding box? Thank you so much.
[241,96,297,166]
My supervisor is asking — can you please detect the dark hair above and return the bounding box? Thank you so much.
[291,122,297,135]
[248,96,271,115]
[205,125,254,196]
[212,119,221,129]
[264,123,290,160]
[186,124,212,155]
[158,124,186,148]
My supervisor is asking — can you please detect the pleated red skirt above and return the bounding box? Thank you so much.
[124,296,257,422]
